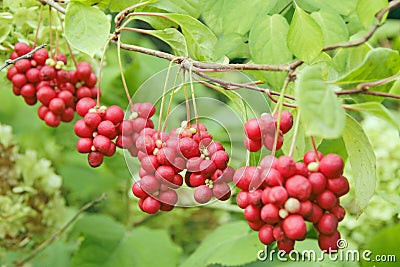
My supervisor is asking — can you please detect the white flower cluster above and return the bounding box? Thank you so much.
[0,124,66,249]
[340,115,400,246]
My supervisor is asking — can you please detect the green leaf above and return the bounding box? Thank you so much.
[202,0,278,36]
[71,0,110,9]
[342,115,376,216]
[64,2,111,57]
[163,14,217,61]
[337,48,400,93]
[331,44,371,77]
[214,33,248,59]
[71,214,182,267]
[109,0,140,12]
[389,77,400,95]
[32,240,74,267]
[348,102,400,130]
[151,0,202,18]
[356,0,388,28]
[141,28,188,56]
[249,14,292,90]
[361,223,400,267]
[311,10,349,47]
[296,0,357,16]
[180,221,260,267]
[287,7,324,63]
[296,66,346,138]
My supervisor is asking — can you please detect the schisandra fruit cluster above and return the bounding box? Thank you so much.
[131,119,235,214]
[6,42,98,127]
[233,151,349,252]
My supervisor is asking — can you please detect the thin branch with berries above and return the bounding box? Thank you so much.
[0,44,46,71]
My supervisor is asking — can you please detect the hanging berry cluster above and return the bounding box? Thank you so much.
[131,119,235,214]
[235,114,350,252]
[6,42,98,127]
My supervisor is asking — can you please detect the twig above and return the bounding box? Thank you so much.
[0,44,46,71]
[14,194,107,267]
[336,88,400,99]
[38,0,66,14]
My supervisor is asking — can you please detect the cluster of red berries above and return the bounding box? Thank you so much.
[233,151,349,253]
[6,42,98,127]
[131,120,235,214]
[74,98,124,167]
[244,110,293,152]
[116,102,156,157]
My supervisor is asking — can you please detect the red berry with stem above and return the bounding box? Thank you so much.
[304,150,323,165]
[93,135,112,154]
[277,156,296,178]
[274,110,293,134]
[32,48,48,65]
[178,137,200,159]
[84,112,102,130]
[244,137,262,152]
[77,138,93,153]
[40,65,56,81]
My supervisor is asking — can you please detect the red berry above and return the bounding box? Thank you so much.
[104,105,124,125]
[85,73,97,87]
[155,165,175,182]
[277,156,296,178]
[158,189,178,206]
[44,112,61,127]
[40,65,56,81]
[275,110,293,134]
[283,214,306,240]
[186,157,203,172]
[212,182,231,201]
[56,53,67,65]
[84,112,102,130]
[248,189,262,206]
[285,175,312,201]
[11,73,27,88]
[140,175,160,194]
[244,205,261,222]
[318,231,340,252]
[330,205,346,221]
[36,86,56,106]
[233,166,261,191]
[260,203,280,224]
[306,203,323,223]
[141,155,159,173]
[61,107,75,122]
[319,154,344,178]
[260,155,279,170]
[77,138,93,153]
[178,137,200,159]
[277,239,295,253]
[258,225,275,245]
[136,134,155,154]
[20,84,36,98]
[327,176,349,197]
[317,190,337,210]
[265,186,288,206]
[142,196,160,214]
[14,59,31,73]
[57,90,74,107]
[76,97,96,116]
[295,162,308,177]
[98,120,117,139]
[248,220,265,231]
[32,48,48,65]
[189,172,206,187]
[244,118,262,140]
[156,147,176,166]
[14,42,31,56]
[210,150,229,170]
[303,150,323,165]
[38,105,49,120]
[49,98,65,115]
[236,191,250,209]
[132,181,147,199]
[76,62,92,81]
[74,119,94,138]
[260,168,283,187]
[88,151,104,167]
[104,142,116,157]
[194,185,213,204]
[200,159,217,178]
[93,135,112,154]
[317,213,338,235]
[244,137,262,152]
[25,68,40,83]
[137,102,156,118]
[308,172,327,195]
[7,66,18,80]
[299,200,313,218]
[76,86,92,99]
